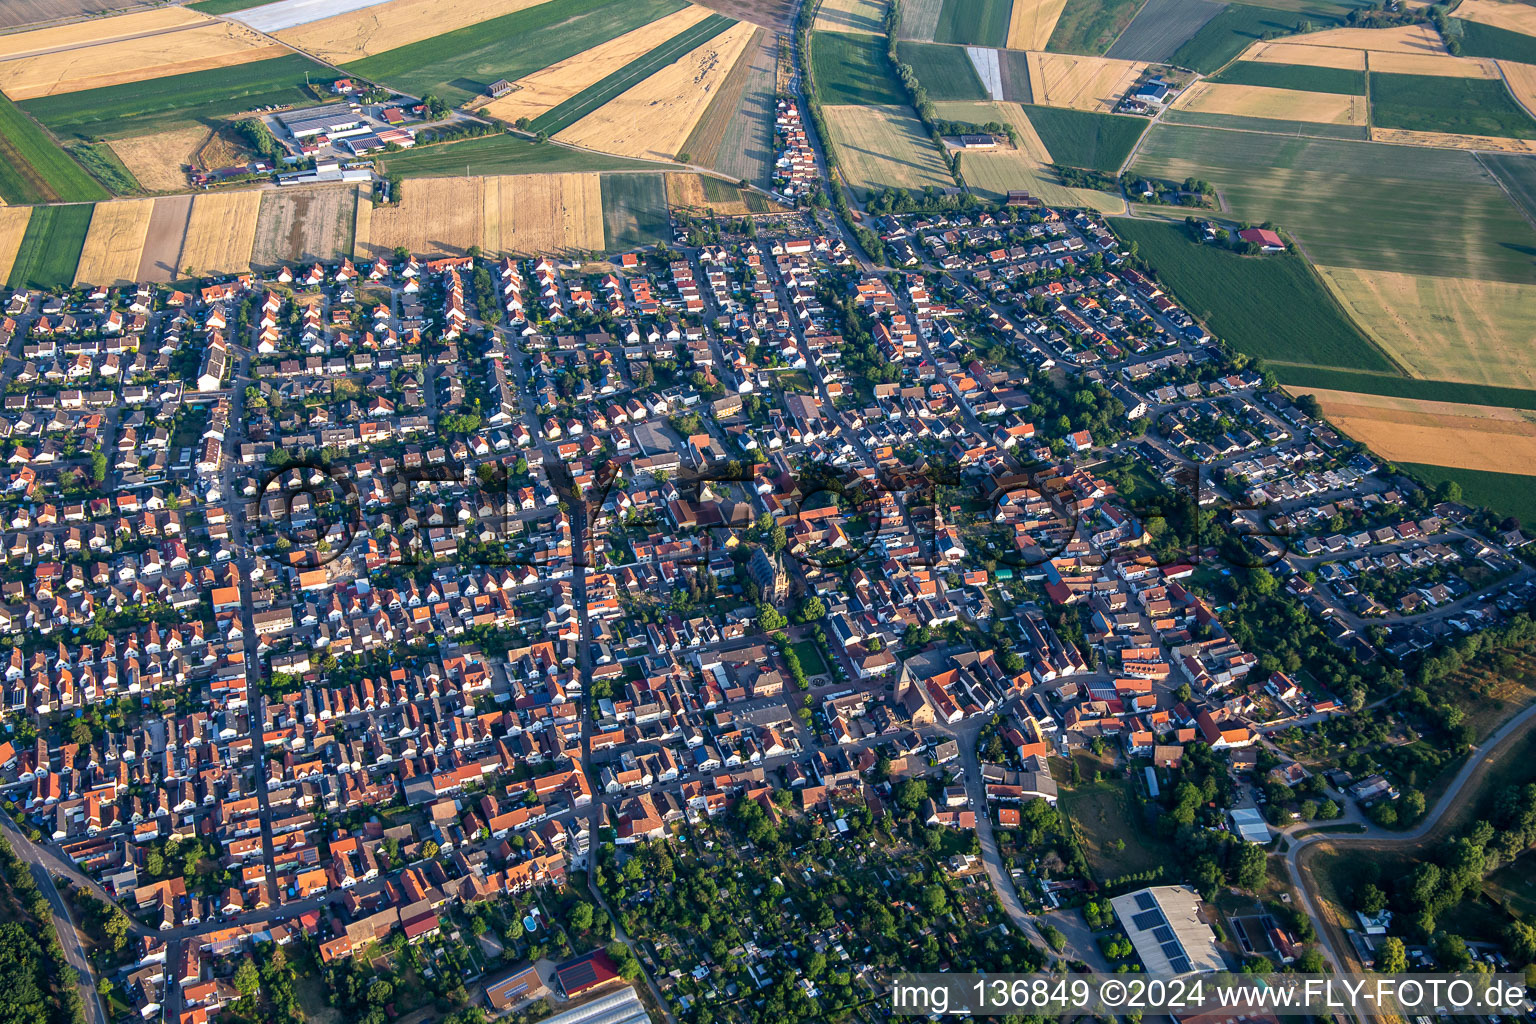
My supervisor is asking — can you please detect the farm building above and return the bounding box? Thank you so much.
[488,79,513,98]
[278,105,366,140]
[1237,227,1285,252]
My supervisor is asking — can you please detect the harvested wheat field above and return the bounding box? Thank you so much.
[250,185,358,268]
[1026,52,1148,112]
[1174,82,1367,124]
[352,190,372,258]
[362,176,485,256]
[1367,126,1536,151]
[1317,265,1536,389]
[936,99,1051,159]
[1501,60,1536,115]
[1009,0,1070,50]
[0,208,32,284]
[821,103,956,194]
[1366,50,1500,77]
[0,18,279,100]
[1242,40,1366,70]
[815,0,886,34]
[1304,388,1536,476]
[106,126,206,193]
[1456,0,1536,38]
[73,199,154,286]
[483,5,714,124]
[179,191,262,276]
[555,20,758,162]
[1284,24,1447,53]
[275,0,545,64]
[0,6,204,60]
[483,173,605,255]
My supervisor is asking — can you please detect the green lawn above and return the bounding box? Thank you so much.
[7,203,92,289]
[1272,366,1536,412]
[932,0,1013,47]
[346,0,687,107]
[790,640,829,676]
[1108,216,1395,372]
[375,135,675,178]
[1370,71,1536,140]
[1057,757,1181,884]
[600,172,671,251]
[1023,104,1146,171]
[1454,17,1536,65]
[896,41,989,100]
[1207,60,1363,94]
[0,91,110,203]
[1398,464,1536,533]
[21,54,329,140]
[1171,3,1350,73]
[1129,122,1536,282]
[1047,0,1152,55]
[811,31,906,105]
[530,15,735,136]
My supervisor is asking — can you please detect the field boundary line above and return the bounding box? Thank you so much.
[1472,148,1536,231]
[1099,0,1156,60]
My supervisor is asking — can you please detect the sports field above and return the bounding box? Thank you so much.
[343,0,691,107]
[1128,123,1536,283]
[682,28,777,185]
[600,172,671,250]
[6,202,91,289]
[932,0,1013,47]
[1315,266,1536,390]
[553,20,757,163]
[1021,103,1146,170]
[1026,52,1147,111]
[532,14,737,136]
[1369,71,1536,139]
[482,6,712,125]
[73,199,154,286]
[1107,216,1395,373]
[19,53,329,140]
[374,134,674,179]
[822,104,954,195]
[1308,388,1536,477]
[1173,82,1367,125]
[1045,0,1149,55]
[0,90,109,203]
[812,30,906,105]
[898,41,989,100]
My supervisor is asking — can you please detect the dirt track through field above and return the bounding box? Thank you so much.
[137,194,191,283]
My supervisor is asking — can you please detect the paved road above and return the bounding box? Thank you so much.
[0,814,109,1024]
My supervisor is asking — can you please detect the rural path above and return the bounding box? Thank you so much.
[0,20,207,62]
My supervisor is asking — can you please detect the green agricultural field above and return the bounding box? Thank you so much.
[1109,216,1394,372]
[188,0,272,11]
[601,172,671,251]
[7,203,92,290]
[68,143,141,196]
[20,54,329,140]
[932,0,1012,47]
[1162,107,1368,139]
[896,41,988,100]
[1480,152,1536,223]
[1047,0,1152,55]
[1207,60,1363,94]
[812,31,906,105]
[1129,123,1536,283]
[1454,18,1536,65]
[530,15,735,135]
[1399,464,1536,532]
[0,91,110,203]
[1369,71,1536,140]
[1023,104,1146,171]
[1270,366,1536,411]
[346,0,689,107]
[1171,3,1349,73]
[700,176,771,211]
[375,135,674,179]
